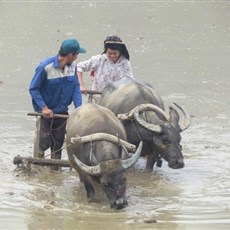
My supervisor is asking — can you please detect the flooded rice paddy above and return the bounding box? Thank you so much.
[0,1,229,229]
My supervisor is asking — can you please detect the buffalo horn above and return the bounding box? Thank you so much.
[134,104,169,133]
[72,142,143,176]
[137,104,169,121]
[173,102,191,131]
[118,104,169,121]
[121,141,143,170]
[73,154,101,176]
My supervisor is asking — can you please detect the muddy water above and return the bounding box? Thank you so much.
[0,2,229,230]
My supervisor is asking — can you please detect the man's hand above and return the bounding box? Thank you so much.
[80,85,87,95]
[42,106,54,118]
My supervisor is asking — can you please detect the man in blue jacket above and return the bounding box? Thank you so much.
[29,38,86,161]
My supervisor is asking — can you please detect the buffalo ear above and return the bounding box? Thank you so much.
[169,106,180,128]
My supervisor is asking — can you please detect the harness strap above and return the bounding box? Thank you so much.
[131,119,143,141]
[89,137,95,165]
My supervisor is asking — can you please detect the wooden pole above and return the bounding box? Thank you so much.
[13,156,70,167]
[27,112,69,119]
[82,89,102,95]
[27,90,102,118]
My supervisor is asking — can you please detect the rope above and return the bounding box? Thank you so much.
[131,120,142,141]
[89,136,94,165]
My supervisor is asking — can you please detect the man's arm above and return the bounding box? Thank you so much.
[73,76,82,108]
[29,64,47,110]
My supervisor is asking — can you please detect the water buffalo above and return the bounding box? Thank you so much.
[66,103,142,209]
[98,78,190,172]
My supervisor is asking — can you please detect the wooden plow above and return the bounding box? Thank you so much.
[13,90,102,168]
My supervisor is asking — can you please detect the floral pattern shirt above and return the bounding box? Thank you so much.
[77,53,133,92]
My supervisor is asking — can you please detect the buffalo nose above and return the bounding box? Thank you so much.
[115,197,124,205]
[111,199,128,210]
[177,159,185,168]
[169,159,185,169]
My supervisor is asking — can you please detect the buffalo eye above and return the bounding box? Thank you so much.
[121,178,126,185]
[162,136,170,145]
[104,182,111,188]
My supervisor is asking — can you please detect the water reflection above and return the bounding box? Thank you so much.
[24,167,185,230]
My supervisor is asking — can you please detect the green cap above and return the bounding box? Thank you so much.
[60,39,86,55]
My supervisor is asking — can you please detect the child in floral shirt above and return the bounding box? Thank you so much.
[77,35,133,101]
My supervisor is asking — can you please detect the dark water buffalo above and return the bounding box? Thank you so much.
[98,78,190,172]
[66,103,142,209]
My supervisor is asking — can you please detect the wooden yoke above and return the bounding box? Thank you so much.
[71,133,136,152]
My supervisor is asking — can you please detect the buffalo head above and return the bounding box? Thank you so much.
[73,141,143,209]
[118,103,190,169]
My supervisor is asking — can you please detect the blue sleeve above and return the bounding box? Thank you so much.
[29,64,47,111]
[73,76,82,108]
